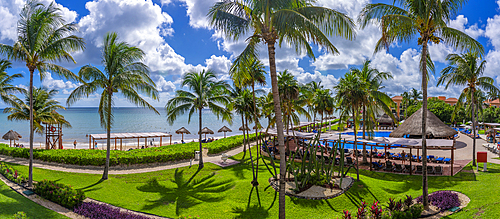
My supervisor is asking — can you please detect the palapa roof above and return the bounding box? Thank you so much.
[218,126,232,133]
[198,127,214,134]
[377,114,395,124]
[2,130,21,140]
[90,132,171,140]
[389,108,457,138]
[175,127,191,134]
[239,125,250,131]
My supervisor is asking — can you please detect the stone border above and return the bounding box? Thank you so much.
[268,176,354,200]
[418,190,470,219]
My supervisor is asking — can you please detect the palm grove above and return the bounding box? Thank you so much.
[0,0,498,217]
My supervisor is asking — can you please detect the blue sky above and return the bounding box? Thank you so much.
[0,0,499,108]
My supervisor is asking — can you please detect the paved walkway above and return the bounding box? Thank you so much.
[0,141,258,175]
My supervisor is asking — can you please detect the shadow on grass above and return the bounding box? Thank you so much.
[137,168,235,216]
[232,186,270,219]
[78,179,105,193]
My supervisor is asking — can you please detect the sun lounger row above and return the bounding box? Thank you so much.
[483,143,499,154]
[371,161,443,175]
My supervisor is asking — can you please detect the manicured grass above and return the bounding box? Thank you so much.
[0,180,68,219]
[6,147,500,218]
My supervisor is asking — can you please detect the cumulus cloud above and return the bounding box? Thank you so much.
[178,0,219,29]
[153,75,176,92]
[41,72,80,90]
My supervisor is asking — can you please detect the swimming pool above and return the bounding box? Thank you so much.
[341,131,392,137]
[453,127,465,132]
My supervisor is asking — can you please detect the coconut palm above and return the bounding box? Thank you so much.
[410,88,423,103]
[0,0,85,187]
[437,52,499,166]
[67,32,158,180]
[5,87,70,134]
[359,0,484,208]
[0,60,24,104]
[166,70,232,170]
[401,91,411,120]
[312,88,334,138]
[208,1,355,215]
[278,70,310,135]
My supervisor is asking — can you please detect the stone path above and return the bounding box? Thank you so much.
[0,141,257,175]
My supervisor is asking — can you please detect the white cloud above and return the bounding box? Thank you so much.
[153,75,176,92]
[41,72,79,90]
[448,15,485,39]
[178,0,218,29]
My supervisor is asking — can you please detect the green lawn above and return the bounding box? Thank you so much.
[5,147,500,219]
[0,180,68,219]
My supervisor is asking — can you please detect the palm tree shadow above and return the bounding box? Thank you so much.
[232,186,269,218]
[137,168,235,216]
[78,179,105,193]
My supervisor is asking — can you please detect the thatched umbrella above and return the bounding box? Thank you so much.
[239,124,250,131]
[486,128,496,134]
[3,130,22,147]
[390,108,458,138]
[175,127,191,141]
[218,126,232,138]
[199,127,214,139]
[377,114,396,127]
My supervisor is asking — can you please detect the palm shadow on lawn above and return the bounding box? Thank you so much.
[137,168,235,216]
[232,186,271,219]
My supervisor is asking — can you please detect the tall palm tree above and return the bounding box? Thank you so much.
[278,70,310,136]
[208,2,355,216]
[67,32,158,180]
[303,81,323,130]
[5,87,70,134]
[0,60,24,104]
[166,70,232,170]
[312,88,334,139]
[410,88,423,103]
[359,0,484,208]
[0,0,85,187]
[402,91,411,120]
[437,52,499,166]
[334,71,367,181]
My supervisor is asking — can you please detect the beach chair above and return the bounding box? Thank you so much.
[394,164,404,172]
[435,166,443,175]
[383,161,394,172]
[427,166,435,174]
[372,161,384,170]
[344,149,352,157]
[404,165,415,173]
[415,165,423,174]
[411,155,418,162]
[345,157,354,166]
[443,158,451,164]
[435,157,444,163]
[427,155,436,162]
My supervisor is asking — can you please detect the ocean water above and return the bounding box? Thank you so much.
[0,107,276,147]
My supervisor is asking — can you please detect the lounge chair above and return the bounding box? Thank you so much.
[383,161,394,172]
[443,158,451,164]
[394,164,404,172]
[345,157,354,166]
[372,161,384,170]
[411,155,418,162]
[435,157,444,163]
[344,149,352,157]
[427,155,436,162]
[435,166,443,175]
[427,166,435,174]
[415,165,423,174]
[404,165,415,173]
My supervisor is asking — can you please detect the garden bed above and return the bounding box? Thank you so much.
[268,174,354,200]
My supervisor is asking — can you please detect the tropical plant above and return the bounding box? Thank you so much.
[359,0,484,208]
[278,70,310,138]
[437,52,499,166]
[0,60,24,104]
[312,89,334,139]
[67,32,158,180]
[4,87,71,134]
[0,0,85,187]
[208,1,355,216]
[410,88,423,103]
[303,81,323,129]
[166,70,232,170]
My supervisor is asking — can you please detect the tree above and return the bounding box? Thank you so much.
[166,70,232,170]
[437,52,499,166]
[278,70,310,136]
[0,0,85,187]
[312,89,334,138]
[0,60,24,104]
[5,87,70,134]
[359,0,484,209]
[410,88,423,103]
[67,32,158,180]
[208,1,355,216]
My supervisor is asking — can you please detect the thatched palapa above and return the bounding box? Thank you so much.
[389,108,457,138]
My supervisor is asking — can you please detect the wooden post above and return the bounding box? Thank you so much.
[409,147,412,175]
[451,144,455,176]
[160,136,162,147]
[145,138,147,148]
[89,135,91,150]
[114,138,117,150]
[384,145,387,162]
[169,136,171,145]
[120,139,122,151]
[370,145,373,171]
[137,138,140,149]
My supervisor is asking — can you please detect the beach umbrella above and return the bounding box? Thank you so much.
[218,126,232,138]
[252,124,262,130]
[2,130,22,147]
[175,127,191,141]
[199,127,214,139]
[239,125,250,131]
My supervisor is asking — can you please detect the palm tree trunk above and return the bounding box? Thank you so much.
[421,41,429,209]
[246,116,257,185]
[241,114,247,153]
[266,40,286,219]
[252,83,260,186]
[472,92,476,166]
[353,108,359,181]
[198,108,204,169]
[28,69,34,187]
[102,91,112,180]
[362,104,367,164]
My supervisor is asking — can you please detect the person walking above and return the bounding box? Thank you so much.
[74,140,77,149]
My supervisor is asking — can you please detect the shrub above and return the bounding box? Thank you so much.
[416,191,460,212]
[409,204,424,218]
[0,134,258,166]
[0,162,27,185]
[74,202,152,219]
[13,211,27,219]
[33,180,85,209]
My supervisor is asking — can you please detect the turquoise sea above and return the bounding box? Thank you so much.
[0,107,274,147]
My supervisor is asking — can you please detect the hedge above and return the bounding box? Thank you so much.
[0,161,27,185]
[34,180,85,209]
[0,134,258,166]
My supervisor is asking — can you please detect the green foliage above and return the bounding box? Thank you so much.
[0,162,27,185]
[0,135,255,166]
[13,211,27,219]
[33,180,85,209]
[406,98,466,123]
[479,106,500,123]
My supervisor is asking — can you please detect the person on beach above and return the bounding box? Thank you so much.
[401,150,406,165]
[74,140,77,149]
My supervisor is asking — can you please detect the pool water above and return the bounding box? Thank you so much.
[340,131,392,137]
[453,128,465,132]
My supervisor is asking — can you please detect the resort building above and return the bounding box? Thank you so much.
[484,99,500,108]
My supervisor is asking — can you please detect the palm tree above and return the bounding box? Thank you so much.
[5,87,70,134]
[208,2,355,216]
[312,89,334,139]
[352,60,394,163]
[410,88,423,104]
[334,71,367,181]
[0,59,24,104]
[278,70,310,136]
[359,0,484,208]
[0,0,85,187]
[303,81,323,130]
[437,52,499,166]
[166,70,232,170]
[67,32,158,180]
[401,91,411,120]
